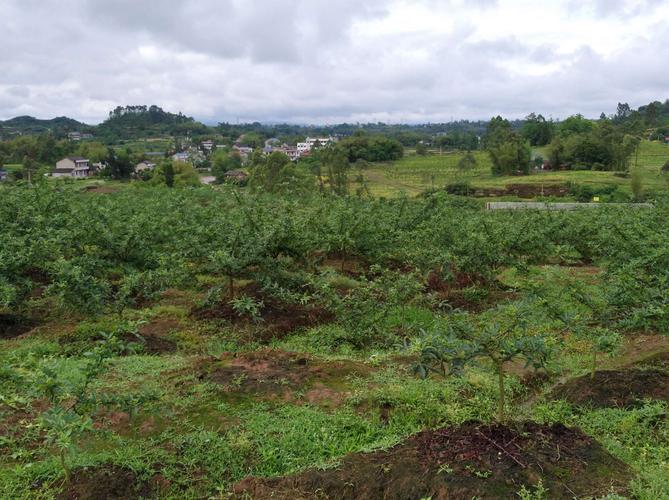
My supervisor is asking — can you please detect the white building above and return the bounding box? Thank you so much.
[172,152,189,162]
[296,136,336,155]
[53,157,90,178]
[306,136,335,148]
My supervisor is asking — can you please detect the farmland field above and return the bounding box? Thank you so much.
[1,184,669,499]
[361,140,669,198]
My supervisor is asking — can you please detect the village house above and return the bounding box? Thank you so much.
[53,157,90,178]
[67,131,93,141]
[201,140,214,152]
[296,136,336,155]
[274,146,299,161]
[233,145,254,161]
[172,152,189,162]
[135,161,156,173]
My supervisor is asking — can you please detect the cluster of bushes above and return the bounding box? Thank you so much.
[545,116,639,172]
[567,183,621,202]
[337,132,404,162]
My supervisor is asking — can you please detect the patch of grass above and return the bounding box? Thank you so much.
[360,141,669,197]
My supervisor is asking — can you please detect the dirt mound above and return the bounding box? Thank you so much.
[56,465,151,500]
[631,351,669,370]
[59,327,177,355]
[425,271,516,312]
[119,330,178,355]
[0,314,37,339]
[193,286,333,340]
[83,185,119,194]
[197,350,371,407]
[550,368,669,408]
[232,421,630,499]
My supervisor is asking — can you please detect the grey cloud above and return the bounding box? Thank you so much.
[0,0,667,123]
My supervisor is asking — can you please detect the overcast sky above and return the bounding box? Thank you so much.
[1,0,668,124]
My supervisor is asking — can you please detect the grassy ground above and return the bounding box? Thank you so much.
[113,137,172,153]
[2,264,668,498]
[360,141,669,198]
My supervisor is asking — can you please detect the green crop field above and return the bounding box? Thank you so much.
[360,140,669,198]
[1,184,669,498]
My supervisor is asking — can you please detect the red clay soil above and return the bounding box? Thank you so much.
[232,421,630,499]
[193,285,334,341]
[56,465,152,500]
[472,183,570,198]
[196,349,372,407]
[550,368,669,408]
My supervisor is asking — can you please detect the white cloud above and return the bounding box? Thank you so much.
[0,0,667,123]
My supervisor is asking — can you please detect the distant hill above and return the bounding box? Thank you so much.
[94,105,209,141]
[0,115,89,137]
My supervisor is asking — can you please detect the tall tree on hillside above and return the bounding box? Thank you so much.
[645,102,658,127]
[615,102,632,122]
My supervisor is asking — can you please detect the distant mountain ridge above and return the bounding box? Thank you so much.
[0,115,89,135]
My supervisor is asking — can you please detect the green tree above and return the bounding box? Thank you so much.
[415,306,552,422]
[321,146,350,196]
[485,116,531,175]
[22,155,38,184]
[248,152,314,195]
[547,137,565,169]
[212,151,242,183]
[521,113,554,146]
[105,147,134,179]
[558,114,594,137]
[164,160,175,187]
[457,151,477,174]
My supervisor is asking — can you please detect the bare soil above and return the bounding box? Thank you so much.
[232,421,631,499]
[425,270,517,312]
[55,465,151,500]
[193,285,333,341]
[550,368,669,408]
[83,185,120,194]
[119,330,178,355]
[59,325,177,355]
[196,349,372,407]
[0,314,37,339]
